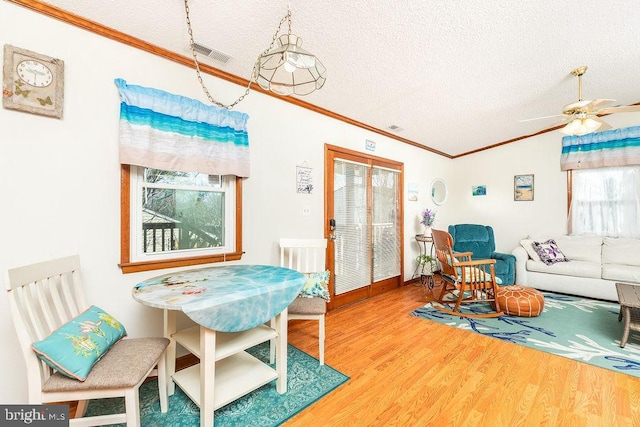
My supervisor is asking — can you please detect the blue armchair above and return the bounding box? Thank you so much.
[448,224,516,285]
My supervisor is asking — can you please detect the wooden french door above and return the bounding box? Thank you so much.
[325,145,404,310]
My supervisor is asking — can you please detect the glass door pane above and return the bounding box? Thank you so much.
[372,167,400,281]
[333,159,371,295]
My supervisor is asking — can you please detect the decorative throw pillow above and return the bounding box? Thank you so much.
[519,238,543,262]
[299,270,330,301]
[533,239,570,265]
[31,305,127,381]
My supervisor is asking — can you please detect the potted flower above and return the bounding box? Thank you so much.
[415,254,437,274]
[420,208,436,236]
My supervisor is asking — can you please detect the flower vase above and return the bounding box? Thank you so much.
[424,226,432,237]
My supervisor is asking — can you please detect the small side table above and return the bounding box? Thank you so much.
[413,234,437,289]
[615,282,640,348]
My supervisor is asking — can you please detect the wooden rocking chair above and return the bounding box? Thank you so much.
[431,229,504,318]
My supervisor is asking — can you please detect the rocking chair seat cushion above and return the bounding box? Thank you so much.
[454,266,503,285]
[42,337,169,392]
[32,306,127,381]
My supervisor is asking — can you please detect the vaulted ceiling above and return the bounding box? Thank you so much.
[33,0,640,156]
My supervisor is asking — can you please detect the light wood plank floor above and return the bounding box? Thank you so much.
[285,279,640,426]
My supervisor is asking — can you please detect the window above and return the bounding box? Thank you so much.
[120,165,243,273]
[570,165,640,238]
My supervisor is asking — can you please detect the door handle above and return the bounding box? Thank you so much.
[329,219,336,241]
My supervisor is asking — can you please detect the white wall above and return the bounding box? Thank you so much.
[448,112,640,253]
[0,2,452,403]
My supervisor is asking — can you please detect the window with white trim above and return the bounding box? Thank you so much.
[131,166,235,261]
[570,165,640,238]
[119,165,242,273]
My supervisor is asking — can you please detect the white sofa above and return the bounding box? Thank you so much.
[512,235,640,301]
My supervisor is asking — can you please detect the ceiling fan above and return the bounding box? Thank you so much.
[522,66,640,136]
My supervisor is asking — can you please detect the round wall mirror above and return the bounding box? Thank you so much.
[430,178,447,206]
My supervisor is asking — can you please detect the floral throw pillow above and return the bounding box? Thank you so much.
[31,305,127,381]
[299,270,330,301]
[533,239,570,265]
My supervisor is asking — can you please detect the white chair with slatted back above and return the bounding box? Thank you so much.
[5,255,169,426]
[279,238,329,365]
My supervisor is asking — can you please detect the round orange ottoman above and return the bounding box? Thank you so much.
[495,285,544,317]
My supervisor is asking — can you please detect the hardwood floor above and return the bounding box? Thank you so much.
[285,279,640,426]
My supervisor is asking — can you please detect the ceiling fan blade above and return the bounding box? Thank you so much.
[586,99,616,110]
[591,116,612,132]
[519,114,565,123]
[527,117,572,134]
[598,122,613,132]
[597,104,640,115]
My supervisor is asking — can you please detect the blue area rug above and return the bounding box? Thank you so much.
[411,292,640,377]
[85,343,348,426]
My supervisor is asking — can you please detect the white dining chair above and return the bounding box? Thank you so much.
[5,255,169,426]
[276,238,329,365]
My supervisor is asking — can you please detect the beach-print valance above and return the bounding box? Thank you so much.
[115,78,250,177]
[560,126,640,171]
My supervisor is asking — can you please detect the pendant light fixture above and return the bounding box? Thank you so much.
[184,0,326,109]
[254,10,326,96]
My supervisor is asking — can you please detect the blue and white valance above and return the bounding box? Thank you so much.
[561,126,640,171]
[115,78,250,177]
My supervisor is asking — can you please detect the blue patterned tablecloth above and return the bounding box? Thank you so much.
[133,265,306,332]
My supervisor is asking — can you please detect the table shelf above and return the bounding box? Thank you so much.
[172,351,279,410]
[172,324,278,361]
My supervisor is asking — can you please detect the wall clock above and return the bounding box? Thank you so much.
[2,45,64,118]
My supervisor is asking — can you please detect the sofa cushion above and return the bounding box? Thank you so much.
[526,259,601,279]
[519,239,543,262]
[533,239,570,265]
[602,264,640,284]
[553,235,603,263]
[603,237,640,267]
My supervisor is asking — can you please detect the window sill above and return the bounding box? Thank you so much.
[119,252,244,274]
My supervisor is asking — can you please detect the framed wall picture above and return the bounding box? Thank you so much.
[296,163,313,194]
[472,185,486,196]
[514,174,534,201]
[3,45,64,118]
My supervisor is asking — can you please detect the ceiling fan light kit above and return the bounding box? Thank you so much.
[561,116,602,136]
[524,65,640,136]
[183,0,325,109]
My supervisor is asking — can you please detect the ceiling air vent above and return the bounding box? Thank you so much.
[190,42,232,64]
[388,125,404,132]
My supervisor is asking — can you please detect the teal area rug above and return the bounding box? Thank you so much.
[411,292,640,378]
[85,343,348,426]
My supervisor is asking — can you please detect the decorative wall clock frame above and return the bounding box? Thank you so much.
[3,45,64,118]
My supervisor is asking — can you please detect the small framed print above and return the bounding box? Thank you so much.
[296,164,313,194]
[3,45,64,118]
[514,174,534,201]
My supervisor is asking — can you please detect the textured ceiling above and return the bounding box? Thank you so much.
[38,0,640,156]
